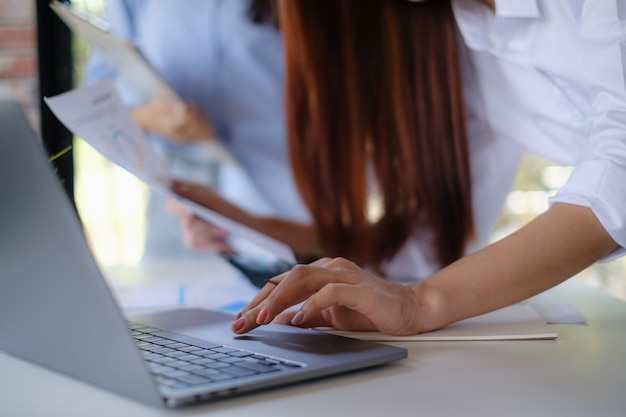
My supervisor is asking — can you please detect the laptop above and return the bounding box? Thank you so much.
[0,99,407,408]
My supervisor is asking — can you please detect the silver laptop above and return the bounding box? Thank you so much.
[0,99,407,408]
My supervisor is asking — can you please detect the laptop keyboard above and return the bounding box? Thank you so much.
[128,322,302,390]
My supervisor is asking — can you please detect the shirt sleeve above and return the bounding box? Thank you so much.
[549,0,626,260]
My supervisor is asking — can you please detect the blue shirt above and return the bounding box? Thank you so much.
[84,0,311,224]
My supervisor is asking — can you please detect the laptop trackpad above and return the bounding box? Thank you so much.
[127,308,387,362]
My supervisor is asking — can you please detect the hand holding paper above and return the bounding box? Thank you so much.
[44,79,296,265]
[51,1,237,166]
[132,98,217,145]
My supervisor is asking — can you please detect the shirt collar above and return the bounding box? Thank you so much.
[494,0,541,18]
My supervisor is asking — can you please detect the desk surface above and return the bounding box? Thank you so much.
[2,258,626,417]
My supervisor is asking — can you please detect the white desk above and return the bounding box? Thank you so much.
[2,258,626,417]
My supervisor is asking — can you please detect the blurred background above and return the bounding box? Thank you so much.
[1,0,624,300]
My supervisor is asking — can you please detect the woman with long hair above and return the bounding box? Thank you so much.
[175,0,623,335]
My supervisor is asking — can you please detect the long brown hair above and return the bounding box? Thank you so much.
[279,0,473,270]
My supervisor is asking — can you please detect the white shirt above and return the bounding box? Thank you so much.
[383,0,626,281]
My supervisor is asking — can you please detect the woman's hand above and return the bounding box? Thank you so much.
[132,97,215,143]
[166,199,234,254]
[231,257,429,336]
[170,180,321,259]
[230,205,619,338]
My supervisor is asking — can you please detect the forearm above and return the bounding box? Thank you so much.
[252,217,320,261]
[206,197,318,259]
[412,203,619,333]
[215,205,319,260]
[170,180,320,260]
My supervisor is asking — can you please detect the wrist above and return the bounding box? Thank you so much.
[409,279,451,334]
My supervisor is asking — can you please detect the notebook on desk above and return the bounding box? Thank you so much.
[0,99,407,408]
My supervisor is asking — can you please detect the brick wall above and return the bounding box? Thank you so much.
[0,0,38,128]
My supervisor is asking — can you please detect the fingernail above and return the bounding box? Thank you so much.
[232,317,246,332]
[234,311,242,320]
[256,307,268,325]
[291,310,304,325]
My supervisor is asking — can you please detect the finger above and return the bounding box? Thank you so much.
[232,258,361,334]
[156,98,186,121]
[235,273,286,318]
[184,105,212,135]
[291,282,377,330]
[185,234,232,252]
[165,198,188,214]
[265,258,366,308]
[181,215,232,252]
[171,180,211,204]
[273,309,298,325]
[135,99,186,136]
[247,262,356,325]
[183,214,227,238]
[272,304,374,332]
[231,276,285,334]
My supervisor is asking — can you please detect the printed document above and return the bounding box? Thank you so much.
[44,79,296,264]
